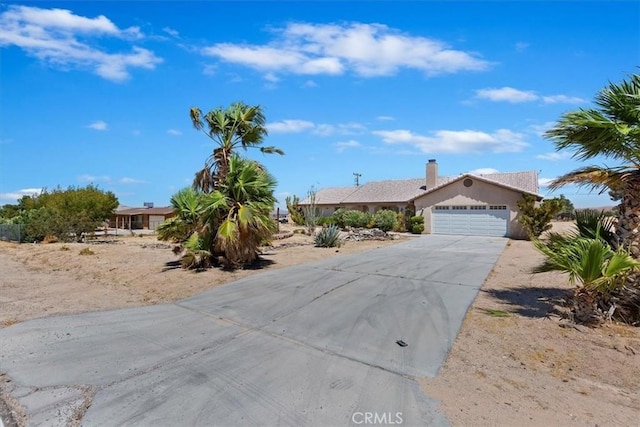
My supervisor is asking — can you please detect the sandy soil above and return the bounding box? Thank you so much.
[1,222,639,426]
[421,222,640,426]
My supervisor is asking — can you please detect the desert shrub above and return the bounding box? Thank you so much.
[332,208,348,228]
[410,215,424,234]
[517,194,563,239]
[394,212,406,232]
[60,245,70,251]
[314,224,342,248]
[285,195,305,225]
[17,207,68,243]
[317,216,336,226]
[343,210,372,228]
[373,209,398,232]
[293,228,306,234]
[79,247,95,256]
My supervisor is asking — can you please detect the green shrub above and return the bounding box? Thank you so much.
[79,247,95,256]
[285,195,305,225]
[373,209,398,232]
[342,210,372,228]
[517,194,563,239]
[394,212,406,232]
[332,208,348,228]
[314,224,342,247]
[317,216,337,226]
[410,215,424,234]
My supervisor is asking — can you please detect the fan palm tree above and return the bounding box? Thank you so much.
[544,73,640,255]
[190,102,284,192]
[158,156,277,268]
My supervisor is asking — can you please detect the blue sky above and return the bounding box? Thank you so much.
[1,1,638,209]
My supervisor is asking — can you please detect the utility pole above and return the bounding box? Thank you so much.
[353,172,361,187]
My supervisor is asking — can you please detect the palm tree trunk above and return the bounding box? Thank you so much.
[573,287,602,325]
[616,180,640,258]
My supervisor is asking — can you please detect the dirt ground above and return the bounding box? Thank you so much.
[1,222,639,426]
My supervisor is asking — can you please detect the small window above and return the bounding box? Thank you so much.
[470,205,487,210]
[489,205,507,210]
[434,205,449,210]
[452,206,468,210]
[463,178,473,187]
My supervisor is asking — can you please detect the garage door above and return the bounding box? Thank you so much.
[432,205,508,237]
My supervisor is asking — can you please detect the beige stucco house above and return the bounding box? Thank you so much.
[300,159,542,239]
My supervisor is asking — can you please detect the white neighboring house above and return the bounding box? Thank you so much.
[299,159,542,239]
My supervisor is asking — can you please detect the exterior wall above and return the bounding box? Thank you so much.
[412,179,528,239]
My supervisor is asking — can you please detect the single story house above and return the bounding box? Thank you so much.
[109,205,175,231]
[300,159,542,239]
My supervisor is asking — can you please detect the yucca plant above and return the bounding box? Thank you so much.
[314,225,343,248]
[534,228,640,324]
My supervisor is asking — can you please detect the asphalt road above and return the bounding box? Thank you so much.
[0,235,506,426]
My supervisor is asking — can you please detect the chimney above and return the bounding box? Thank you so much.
[426,159,438,189]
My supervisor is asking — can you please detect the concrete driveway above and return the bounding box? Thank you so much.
[0,235,506,426]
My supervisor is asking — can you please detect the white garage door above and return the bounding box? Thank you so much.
[432,205,508,237]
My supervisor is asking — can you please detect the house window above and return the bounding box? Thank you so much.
[470,205,487,210]
[452,206,467,210]
[490,205,507,210]
[434,206,449,210]
[463,178,473,187]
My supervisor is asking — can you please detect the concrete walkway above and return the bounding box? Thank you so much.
[0,235,506,426]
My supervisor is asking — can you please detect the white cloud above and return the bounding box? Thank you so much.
[119,177,145,184]
[475,87,538,103]
[515,41,530,52]
[527,121,555,137]
[313,122,367,136]
[469,168,499,175]
[267,119,315,133]
[0,5,162,81]
[0,188,43,201]
[335,140,361,153]
[202,22,490,79]
[536,152,572,161]
[266,119,367,136]
[203,64,217,76]
[167,129,182,135]
[302,80,317,88]
[373,128,528,154]
[542,94,587,104]
[87,120,108,131]
[476,87,587,105]
[78,174,111,183]
[162,27,179,38]
[539,177,555,188]
[376,116,395,121]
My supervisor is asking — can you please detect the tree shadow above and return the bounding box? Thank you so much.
[482,286,572,319]
[161,260,182,272]
[242,257,276,270]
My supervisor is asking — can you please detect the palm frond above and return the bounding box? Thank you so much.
[548,166,632,193]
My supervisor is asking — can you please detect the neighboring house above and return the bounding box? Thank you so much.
[300,159,542,239]
[109,205,175,231]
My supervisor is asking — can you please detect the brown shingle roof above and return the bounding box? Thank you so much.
[300,171,540,205]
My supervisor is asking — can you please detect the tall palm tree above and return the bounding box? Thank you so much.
[190,102,284,192]
[544,73,640,256]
